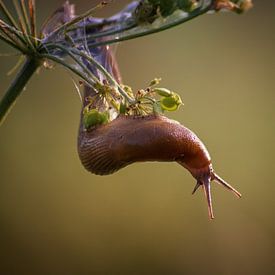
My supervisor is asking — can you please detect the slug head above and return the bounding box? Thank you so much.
[191,165,242,219]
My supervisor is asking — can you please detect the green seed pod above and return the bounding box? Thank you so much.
[101,112,109,124]
[149,77,162,87]
[83,109,109,129]
[153,87,172,97]
[160,93,183,111]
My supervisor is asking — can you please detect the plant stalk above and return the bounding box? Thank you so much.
[0,57,40,125]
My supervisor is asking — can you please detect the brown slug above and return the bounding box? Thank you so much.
[78,113,241,219]
[77,43,241,219]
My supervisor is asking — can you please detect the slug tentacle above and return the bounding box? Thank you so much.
[202,176,214,219]
[192,181,201,195]
[191,172,242,219]
[213,173,242,198]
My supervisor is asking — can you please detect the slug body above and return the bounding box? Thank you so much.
[78,113,241,219]
[78,114,210,176]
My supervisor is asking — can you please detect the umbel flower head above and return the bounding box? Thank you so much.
[0,0,252,125]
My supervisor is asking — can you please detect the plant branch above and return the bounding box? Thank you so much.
[44,43,100,84]
[0,19,29,52]
[0,57,40,125]
[43,43,135,104]
[86,1,214,49]
[0,0,19,29]
[12,0,35,51]
[44,1,109,44]
[19,0,32,37]
[0,31,23,52]
[70,47,135,104]
[39,53,95,88]
[28,0,37,45]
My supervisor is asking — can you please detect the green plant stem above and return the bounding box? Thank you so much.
[39,53,95,87]
[65,0,214,49]
[69,48,136,104]
[0,32,24,52]
[0,57,40,125]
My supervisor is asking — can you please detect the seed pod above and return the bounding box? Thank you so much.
[153,87,172,97]
[160,93,182,111]
[83,109,109,129]
[149,78,162,86]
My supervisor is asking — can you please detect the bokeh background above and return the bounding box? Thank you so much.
[0,1,274,274]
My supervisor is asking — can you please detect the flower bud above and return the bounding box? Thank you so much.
[153,88,172,97]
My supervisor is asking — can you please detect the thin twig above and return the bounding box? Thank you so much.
[44,43,99,84]
[45,1,110,42]
[0,58,40,125]
[19,0,32,37]
[42,42,135,104]
[12,0,35,51]
[0,20,27,52]
[0,32,24,51]
[7,55,25,76]
[71,1,214,48]
[0,52,20,57]
[39,53,95,88]
[0,22,19,44]
[0,0,19,29]
[70,47,135,104]
[77,22,136,40]
[28,0,37,45]
[0,18,27,48]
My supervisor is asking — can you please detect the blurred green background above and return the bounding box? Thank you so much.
[0,1,274,274]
